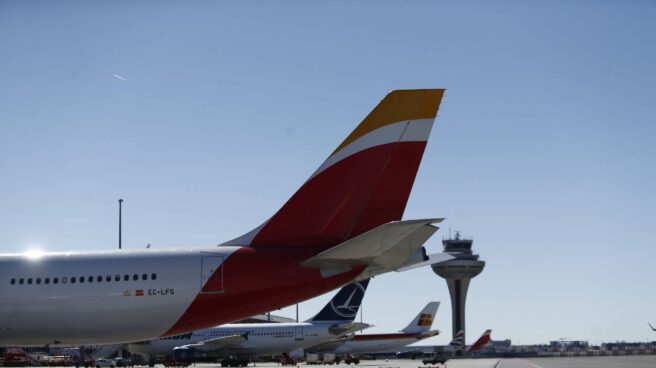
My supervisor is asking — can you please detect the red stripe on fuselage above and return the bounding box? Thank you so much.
[350,333,417,341]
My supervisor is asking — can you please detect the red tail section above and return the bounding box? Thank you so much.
[224,89,445,249]
[467,329,492,353]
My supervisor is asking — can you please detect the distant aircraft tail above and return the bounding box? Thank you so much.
[401,302,440,334]
[223,89,445,249]
[448,330,466,351]
[308,279,369,322]
[649,323,656,332]
[467,329,492,353]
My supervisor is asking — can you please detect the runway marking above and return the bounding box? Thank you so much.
[493,359,502,368]
[518,359,545,368]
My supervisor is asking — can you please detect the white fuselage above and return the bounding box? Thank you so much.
[128,322,341,359]
[0,248,236,346]
[0,247,365,347]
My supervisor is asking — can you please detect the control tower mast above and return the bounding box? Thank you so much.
[431,231,485,349]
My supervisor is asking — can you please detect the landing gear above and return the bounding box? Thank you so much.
[220,357,249,367]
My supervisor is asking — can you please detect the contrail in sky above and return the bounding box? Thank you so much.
[113,74,128,82]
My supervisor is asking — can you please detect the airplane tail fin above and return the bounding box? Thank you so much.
[222,89,445,249]
[467,329,492,353]
[308,279,369,322]
[401,301,440,334]
[448,330,466,351]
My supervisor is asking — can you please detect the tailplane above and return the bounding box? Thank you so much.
[223,89,445,248]
[401,301,440,334]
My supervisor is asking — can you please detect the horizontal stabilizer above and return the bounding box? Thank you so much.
[417,330,441,339]
[301,219,443,277]
[329,322,371,336]
[396,252,456,272]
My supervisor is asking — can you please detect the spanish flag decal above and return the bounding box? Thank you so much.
[135,290,144,296]
[123,290,132,297]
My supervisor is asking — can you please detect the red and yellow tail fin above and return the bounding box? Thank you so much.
[224,89,445,248]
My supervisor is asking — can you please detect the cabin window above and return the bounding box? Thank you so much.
[27,278,33,285]
[124,274,129,281]
[19,278,24,285]
[133,274,138,281]
[142,273,147,280]
[151,273,157,280]
[79,276,85,284]
[88,276,93,283]
[45,278,50,284]
[106,275,111,282]
[62,277,68,284]
[71,277,76,284]
[53,277,59,284]
[115,275,120,282]
[10,278,15,285]
[97,276,103,282]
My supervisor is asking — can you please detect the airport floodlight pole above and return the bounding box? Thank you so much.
[118,199,123,250]
[431,231,485,355]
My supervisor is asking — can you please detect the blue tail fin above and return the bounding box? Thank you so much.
[308,279,369,322]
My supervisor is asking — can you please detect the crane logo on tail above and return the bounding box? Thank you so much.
[329,282,368,318]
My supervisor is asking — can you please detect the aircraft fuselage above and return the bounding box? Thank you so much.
[0,247,362,346]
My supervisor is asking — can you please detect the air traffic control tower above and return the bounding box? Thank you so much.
[431,232,485,347]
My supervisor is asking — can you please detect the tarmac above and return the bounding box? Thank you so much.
[246,356,656,368]
[21,357,656,368]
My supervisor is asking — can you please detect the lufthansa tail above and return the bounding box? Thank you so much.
[223,89,445,249]
[401,301,440,334]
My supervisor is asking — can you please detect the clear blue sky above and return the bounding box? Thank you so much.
[1,1,655,346]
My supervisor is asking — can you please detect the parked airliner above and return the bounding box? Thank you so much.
[127,280,370,365]
[0,89,449,346]
[311,302,440,356]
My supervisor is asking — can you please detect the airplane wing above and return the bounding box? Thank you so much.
[301,219,443,278]
[396,252,455,272]
[416,330,441,339]
[649,323,656,332]
[176,334,247,352]
[329,322,371,336]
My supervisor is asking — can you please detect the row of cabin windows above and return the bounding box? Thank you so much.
[162,331,294,341]
[9,273,157,285]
